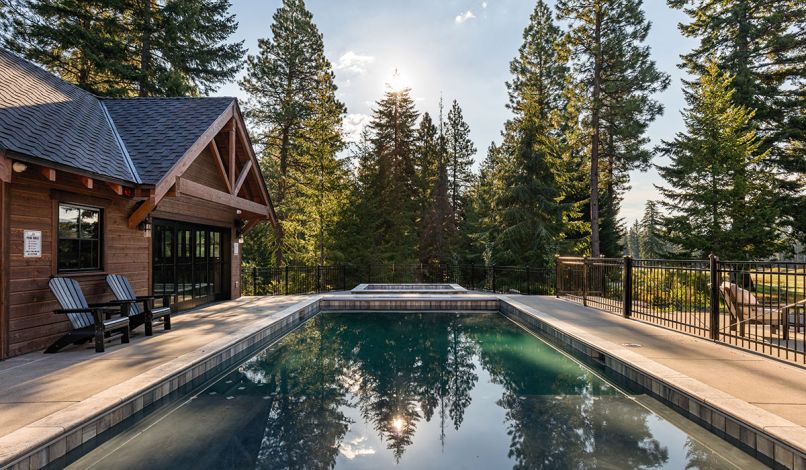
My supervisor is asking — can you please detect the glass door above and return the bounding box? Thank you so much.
[152,220,227,310]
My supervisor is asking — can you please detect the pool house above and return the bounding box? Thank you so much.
[0,49,276,358]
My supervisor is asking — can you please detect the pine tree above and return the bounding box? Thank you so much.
[668,0,806,247]
[240,0,328,265]
[419,151,454,267]
[415,112,441,228]
[638,200,664,258]
[656,62,781,260]
[444,100,476,224]
[624,221,640,258]
[3,0,244,97]
[492,0,567,267]
[2,0,132,95]
[361,85,421,263]
[288,62,348,265]
[557,0,670,257]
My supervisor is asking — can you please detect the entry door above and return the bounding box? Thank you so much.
[153,220,227,310]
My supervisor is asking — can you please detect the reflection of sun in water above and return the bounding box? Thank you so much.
[391,416,405,433]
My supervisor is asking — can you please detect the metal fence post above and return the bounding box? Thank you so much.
[316,265,321,293]
[554,256,560,298]
[470,263,475,290]
[492,266,497,293]
[284,266,289,295]
[252,266,258,296]
[342,265,347,291]
[709,254,720,340]
[582,256,589,307]
[623,256,632,318]
[368,264,372,284]
[526,266,531,295]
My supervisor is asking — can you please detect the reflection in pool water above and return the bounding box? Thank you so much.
[66,312,761,469]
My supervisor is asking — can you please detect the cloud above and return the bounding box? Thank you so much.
[339,437,375,460]
[335,51,375,75]
[455,10,476,23]
[343,113,371,143]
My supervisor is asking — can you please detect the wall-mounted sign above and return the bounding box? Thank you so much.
[23,230,42,257]
[234,242,239,256]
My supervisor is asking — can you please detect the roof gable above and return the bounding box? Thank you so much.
[0,49,136,182]
[102,97,236,185]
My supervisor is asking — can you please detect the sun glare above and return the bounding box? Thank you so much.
[385,68,411,93]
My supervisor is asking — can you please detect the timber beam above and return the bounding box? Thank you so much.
[176,177,269,217]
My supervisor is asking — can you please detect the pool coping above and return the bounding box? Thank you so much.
[2,293,805,469]
[351,283,468,294]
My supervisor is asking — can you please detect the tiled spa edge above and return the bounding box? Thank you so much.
[498,296,806,469]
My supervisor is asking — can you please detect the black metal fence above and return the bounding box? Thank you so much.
[241,263,555,296]
[556,256,806,364]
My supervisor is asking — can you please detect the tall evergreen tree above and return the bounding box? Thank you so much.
[492,0,567,267]
[288,61,348,265]
[240,0,329,265]
[656,62,781,260]
[444,100,476,224]
[419,151,454,267]
[668,0,806,244]
[3,0,244,96]
[415,112,441,227]
[624,221,640,258]
[358,85,421,263]
[557,0,670,257]
[638,200,664,258]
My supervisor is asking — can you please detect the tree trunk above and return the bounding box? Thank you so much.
[590,2,602,258]
[138,0,152,97]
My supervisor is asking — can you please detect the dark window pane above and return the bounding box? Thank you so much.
[79,240,100,270]
[58,239,80,270]
[58,206,79,238]
[79,209,99,239]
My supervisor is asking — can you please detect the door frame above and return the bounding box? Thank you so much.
[152,218,230,311]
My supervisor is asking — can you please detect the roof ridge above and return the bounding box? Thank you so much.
[99,101,141,184]
[100,96,236,101]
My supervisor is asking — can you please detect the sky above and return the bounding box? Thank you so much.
[215,0,700,225]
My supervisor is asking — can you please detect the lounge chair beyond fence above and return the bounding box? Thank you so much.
[46,277,131,353]
[106,274,172,336]
[719,281,806,340]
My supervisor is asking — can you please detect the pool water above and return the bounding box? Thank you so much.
[66,312,761,469]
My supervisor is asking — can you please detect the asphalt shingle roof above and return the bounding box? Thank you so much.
[102,97,234,184]
[0,49,136,182]
[0,49,236,186]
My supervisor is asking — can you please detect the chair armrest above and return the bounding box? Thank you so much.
[89,300,134,308]
[55,307,112,327]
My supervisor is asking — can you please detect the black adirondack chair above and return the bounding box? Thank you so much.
[106,274,172,336]
[47,277,131,353]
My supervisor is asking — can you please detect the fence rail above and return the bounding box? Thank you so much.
[241,257,806,365]
[556,256,806,364]
[241,264,555,296]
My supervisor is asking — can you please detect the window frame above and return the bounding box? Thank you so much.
[56,202,104,273]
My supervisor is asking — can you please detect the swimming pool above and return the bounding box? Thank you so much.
[57,312,762,469]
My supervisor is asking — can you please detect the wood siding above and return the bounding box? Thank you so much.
[6,172,149,356]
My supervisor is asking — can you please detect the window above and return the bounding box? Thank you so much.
[58,203,102,271]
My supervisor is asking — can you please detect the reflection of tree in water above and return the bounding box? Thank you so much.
[684,438,732,470]
[334,313,479,461]
[465,316,669,469]
[240,318,353,469]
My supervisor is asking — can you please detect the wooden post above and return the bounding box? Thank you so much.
[709,254,720,340]
[623,256,633,318]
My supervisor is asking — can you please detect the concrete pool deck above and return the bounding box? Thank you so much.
[2,292,806,468]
